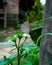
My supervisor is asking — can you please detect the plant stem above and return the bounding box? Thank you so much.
[18,47,20,65]
[17,39,20,65]
[15,39,20,65]
[20,37,27,46]
[15,42,19,65]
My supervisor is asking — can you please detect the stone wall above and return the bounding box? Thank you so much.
[4,0,19,14]
[3,0,19,28]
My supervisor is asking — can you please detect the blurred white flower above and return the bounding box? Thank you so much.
[16,33,31,46]
[16,37,19,46]
[20,37,25,45]
[40,0,46,5]
[23,33,30,38]
[16,36,26,46]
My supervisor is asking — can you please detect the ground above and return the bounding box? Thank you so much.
[0,27,16,42]
[0,27,16,59]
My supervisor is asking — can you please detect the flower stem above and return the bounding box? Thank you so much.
[18,47,20,65]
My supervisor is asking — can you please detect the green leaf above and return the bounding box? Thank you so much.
[11,34,17,42]
[46,33,52,36]
[20,58,32,65]
[20,43,39,60]
[17,32,23,39]
[11,32,23,42]
[36,34,43,46]
[0,59,10,65]
[0,54,17,65]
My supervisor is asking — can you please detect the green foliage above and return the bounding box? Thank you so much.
[26,0,44,23]
[1,32,52,65]
[0,32,40,65]
[20,44,39,65]
[0,43,39,65]
[29,26,42,43]
[11,31,23,42]
[0,54,17,65]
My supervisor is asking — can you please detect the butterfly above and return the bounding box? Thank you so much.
[20,21,30,33]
